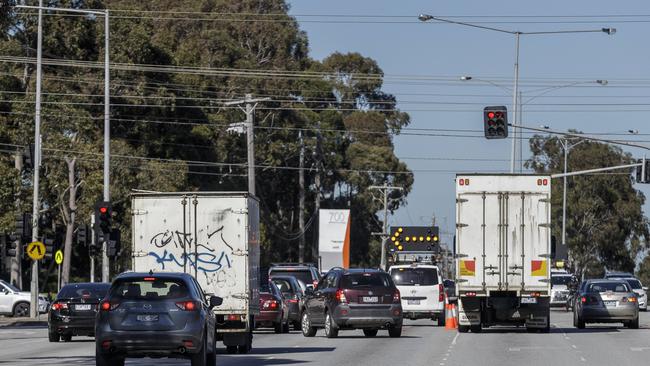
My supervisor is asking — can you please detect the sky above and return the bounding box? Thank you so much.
[287,0,650,246]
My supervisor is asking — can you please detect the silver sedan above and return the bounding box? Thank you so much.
[573,279,639,329]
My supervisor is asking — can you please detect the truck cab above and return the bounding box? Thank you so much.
[388,263,446,326]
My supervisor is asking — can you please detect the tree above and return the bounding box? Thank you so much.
[527,135,648,279]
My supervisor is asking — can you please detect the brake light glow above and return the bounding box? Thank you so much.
[465,292,477,297]
[530,292,541,298]
[336,289,347,304]
[262,300,279,310]
[581,296,587,304]
[393,289,401,303]
[227,314,244,321]
[143,277,156,281]
[176,301,198,311]
[51,302,68,311]
[100,301,119,311]
[438,284,444,302]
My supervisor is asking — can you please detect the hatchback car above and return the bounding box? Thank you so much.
[95,272,222,366]
[48,282,110,342]
[269,263,321,289]
[389,264,445,326]
[573,279,639,329]
[300,268,403,338]
[256,282,290,333]
[271,276,305,330]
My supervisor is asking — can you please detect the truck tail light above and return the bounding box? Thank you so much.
[465,292,477,297]
[176,301,198,311]
[336,289,347,304]
[438,284,444,302]
[227,314,244,321]
[531,292,541,298]
[393,289,401,303]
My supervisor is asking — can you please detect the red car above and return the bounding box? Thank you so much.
[255,282,290,333]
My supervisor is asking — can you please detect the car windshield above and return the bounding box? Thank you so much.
[1,280,21,292]
[269,269,313,285]
[624,279,643,290]
[551,276,573,286]
[109,278,189,300]
[57,284,109,300]
[390,268,438,286]
[588,282,630,293]
[341,273,393,288]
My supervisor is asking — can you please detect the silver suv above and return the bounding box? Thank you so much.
[0,280,48,317]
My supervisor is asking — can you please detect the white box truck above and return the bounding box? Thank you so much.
[131,192,260,353]
[455,175,552,333]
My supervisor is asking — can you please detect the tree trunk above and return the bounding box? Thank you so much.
[61,158,77,285]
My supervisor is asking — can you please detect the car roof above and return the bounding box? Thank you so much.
[584,279,629,284]
[114,272,193,281]
[333,268,385,275]
[389,264,440,269]
[61,282,110,287]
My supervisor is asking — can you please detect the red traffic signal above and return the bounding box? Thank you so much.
[483,106,508,139]
[95,201,112,234]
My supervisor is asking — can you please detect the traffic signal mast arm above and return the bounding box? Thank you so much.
[551,161,643,179]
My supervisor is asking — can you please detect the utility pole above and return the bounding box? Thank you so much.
[90,214,95,283]
[102,9,111,284]
[298,131,306,263]
[312,122,323,262]
[224,94,270,196]
[11,151,23,289]
[370,184,403,270]
[29,0,43,319]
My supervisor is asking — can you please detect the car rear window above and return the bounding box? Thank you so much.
[588,282,630,293]
[551,276,573,286]
[57,284,109,300]
[390,268,438,286]
[272,279,294,295]
[110,278,189,300]
[625,279,642,289]
[341,273,393,288]
[269,269,314,285]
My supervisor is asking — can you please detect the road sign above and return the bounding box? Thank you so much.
[26,241,45,261]
[55,250,63,265]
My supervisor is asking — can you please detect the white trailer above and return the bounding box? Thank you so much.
[455,175,552,332]
[131,192,260,353]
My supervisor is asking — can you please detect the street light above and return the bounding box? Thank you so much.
[419,13,616,173]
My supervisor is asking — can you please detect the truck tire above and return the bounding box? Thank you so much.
[301,311,317,337]
[12,302,29,317]
[324,312,339,338]
[226,346,238,354]
[458,325,470,333]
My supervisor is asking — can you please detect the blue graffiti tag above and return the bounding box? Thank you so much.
[148,250,231,273]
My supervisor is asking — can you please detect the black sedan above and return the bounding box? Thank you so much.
[48,282,110,342]
[95,272,222,366]
[271,275,305,330]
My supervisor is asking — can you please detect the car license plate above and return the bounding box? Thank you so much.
[521,297,537,304]
[407,300,420,305]
[604,301,617,307]
[75,304,92,311]
[136,314,159,322]
[362,296,378,303]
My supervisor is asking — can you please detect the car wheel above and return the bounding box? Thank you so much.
[363,329,378,337]
[207,330,216,366]
[12,302,29,317]
[226,346,238,354]
[301,311,317,337]
[273,321,283,334]
[458,325,470,333]
[48,331,60,343]
[61,334,72,342]
[293,321,302,331]
[324,312,339,338]
[628,316,640,329]
[96,344,124,366]
[191,332,208,366]
[576,313,586,329]
[282,320,290,333]
[388,326,402,338]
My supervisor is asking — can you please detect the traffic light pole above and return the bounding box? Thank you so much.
[510,32,520,174]
[102,9,111,284]
[90,215,95,283]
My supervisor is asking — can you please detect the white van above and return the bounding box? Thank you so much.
[388,263,445,326]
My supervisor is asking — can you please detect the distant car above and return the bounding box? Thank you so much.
[48,282,110,342]
[388,264,445,326]
[271,276,305,330]
[256,282,290,334]
[573,279,639,329]
[300,268,403,338]
[95,272,222,366]
[611,277,647,311]
[550,273,575,307]
[0,279,48,317]
[269,263,321,289]
[604,272,635,279]
[443,279,457,303]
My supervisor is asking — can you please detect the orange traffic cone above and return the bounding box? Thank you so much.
[445,303,456,330]
[450,303,459,329]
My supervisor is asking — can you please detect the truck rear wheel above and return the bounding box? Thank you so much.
[470,325,481,333]
[458,325,470,333]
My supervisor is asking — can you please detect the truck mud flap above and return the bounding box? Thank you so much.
[525,316,548,328]
[459,311,480,326]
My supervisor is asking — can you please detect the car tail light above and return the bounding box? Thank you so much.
[393,289,401,303]
[262,300,279,310]
[100,301,119,311]
[227,314,244,321]
[176,301,198,311]
[336,289,347,304]
[581,296,587,304]
[531,292,541,298]
[51,302,68,311]
[438,284,444,302]
[623,297,637,303]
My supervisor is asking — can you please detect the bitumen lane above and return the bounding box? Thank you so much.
[1,311,649,365]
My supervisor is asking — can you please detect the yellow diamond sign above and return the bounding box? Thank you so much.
[27,241,45,261]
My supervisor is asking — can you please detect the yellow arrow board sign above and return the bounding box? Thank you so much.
[55,250,63,265]
[27,241,45,261]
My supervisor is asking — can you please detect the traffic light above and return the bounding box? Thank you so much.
[14,212,32,242]
[483,106,508,139]
[44,237,55,259]
[389,226,440,252]
[77,224,88,246]
[95,201,112,234]
[107,229,121,258]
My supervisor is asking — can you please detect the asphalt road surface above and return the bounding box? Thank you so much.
[1,310,650,366]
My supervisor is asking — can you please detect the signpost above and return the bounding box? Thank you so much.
[55,249,63,291]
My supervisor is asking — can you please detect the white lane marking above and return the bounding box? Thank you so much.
[571,345,577,349]
[452,333,459,345]
[580,356,587,362]
[630,347,650,351]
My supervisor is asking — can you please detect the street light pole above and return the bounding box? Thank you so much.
[510,32,520,173]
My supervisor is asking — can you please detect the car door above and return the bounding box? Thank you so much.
[193,279,216,348]
[312,272,335,325]
[0,283,12,313]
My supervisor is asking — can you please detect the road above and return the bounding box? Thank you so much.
[1,310,650,365]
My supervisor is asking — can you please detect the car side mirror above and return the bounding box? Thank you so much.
[209,296,223,309]
[2,289,8,295]
[644,287,648,292]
